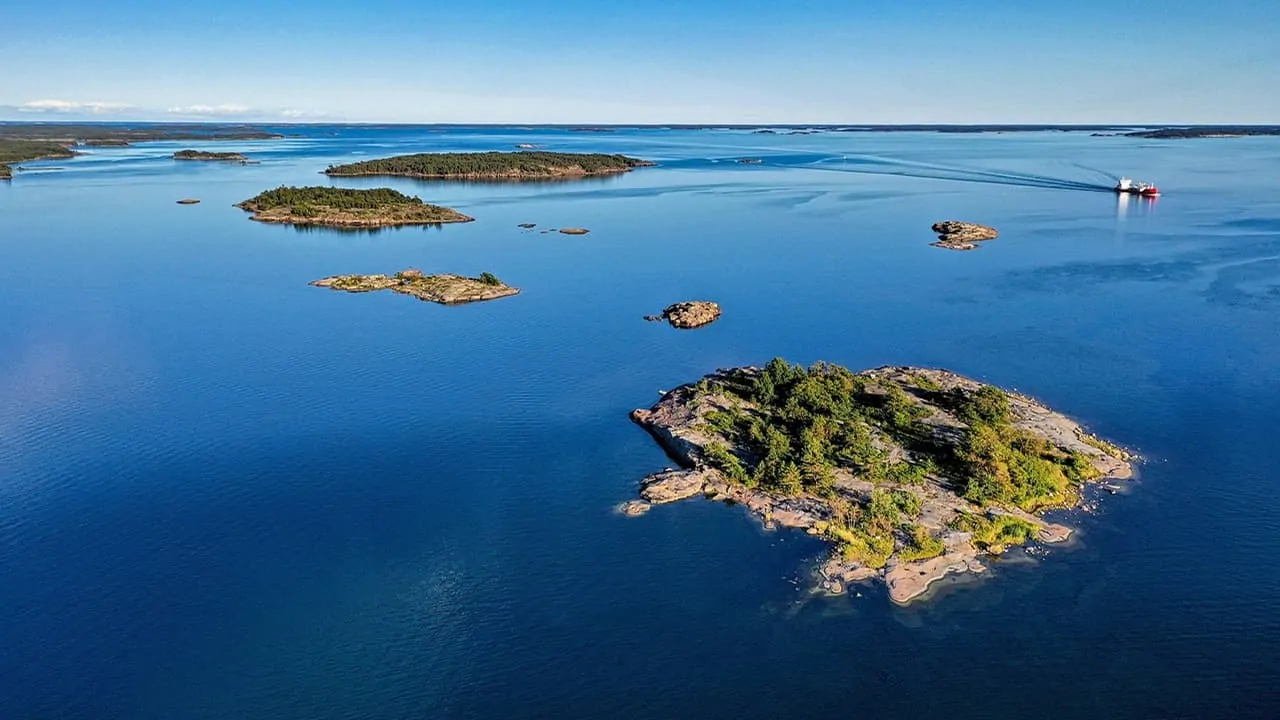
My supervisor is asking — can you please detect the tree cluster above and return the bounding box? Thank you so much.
[952,386,1100,511]
[699,358,933,496]
[173,149,245,160]
[239,186,425,212]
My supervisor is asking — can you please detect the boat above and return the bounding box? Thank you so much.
[1115,177,1160,196]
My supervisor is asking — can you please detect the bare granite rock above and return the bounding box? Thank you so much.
[176,198,200,205]
[619,500,652,517]
[659,301,722,329]
[639,469,717,503]
[559,227,590,235]
[931,221,999,251]
[310,268,519,305]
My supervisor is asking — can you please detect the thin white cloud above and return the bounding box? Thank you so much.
[165,103,252,116]
[3,99,329,122]
[278,108,330,119]
[19,99,133,114]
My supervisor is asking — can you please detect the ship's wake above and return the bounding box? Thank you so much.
[784,155,1118,193]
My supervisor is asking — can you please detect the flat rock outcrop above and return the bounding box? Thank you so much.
[627,361,1135,604]
[310,268,518,305]
[931,221,999,251]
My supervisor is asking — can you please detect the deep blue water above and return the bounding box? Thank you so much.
[2,126,1280,719]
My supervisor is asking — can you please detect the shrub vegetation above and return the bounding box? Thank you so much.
[950,386,1101,511]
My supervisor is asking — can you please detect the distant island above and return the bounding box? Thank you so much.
[0,123,281,178]
[0,123,281,144]
[311,268,518,305]
[0,140,77,179]
[174,149,249,162]
[236,186,473,228]
[627,361,1133,604]
[323,151,653,180]
[1120,126,1280,139]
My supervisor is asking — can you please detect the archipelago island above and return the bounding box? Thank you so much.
[0,123,281,178]
[311,269,518,305]
[627,360,1133,604]
[0,140,77,179]
[173,149,250,162]
[323,151,654,180]
[236,186,473,228]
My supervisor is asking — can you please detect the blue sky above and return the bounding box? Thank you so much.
[2,0,1277,123]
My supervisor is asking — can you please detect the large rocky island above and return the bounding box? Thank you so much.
[628,360,1133,604]
[323,151,653,180]
[311,268,519,305]
[236,186,473,228]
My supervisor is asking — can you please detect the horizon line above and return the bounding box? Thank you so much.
[2,120,1278,128]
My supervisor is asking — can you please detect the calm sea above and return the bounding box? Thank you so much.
[2,125,1279,719]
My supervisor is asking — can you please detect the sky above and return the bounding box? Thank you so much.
[2,0,1278,124]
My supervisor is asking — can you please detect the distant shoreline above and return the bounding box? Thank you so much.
[3,121,1275,135]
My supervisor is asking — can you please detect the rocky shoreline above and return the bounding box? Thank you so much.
[626,364,1133,604]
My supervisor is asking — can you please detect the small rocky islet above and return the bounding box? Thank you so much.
[626,360,1133,604]
[931,220,999,250]
[310,268,518,305]
[644,301,722,329]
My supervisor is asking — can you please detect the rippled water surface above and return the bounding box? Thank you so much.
[2,126,1279,719]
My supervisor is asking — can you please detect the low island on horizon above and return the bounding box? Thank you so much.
[627,360,1134,605]
[173,149,250,162]
[323,150,654,180]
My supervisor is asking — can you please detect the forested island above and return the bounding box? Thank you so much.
[236,186,473,227]
[174,149,249,162]
[0,123,280,177]
[0,140,77,179]
[311,268,518,305]
[323,151,653,180]
[1120,126,1280,139]
[627,360,1133,604]
[0,123,281,144]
